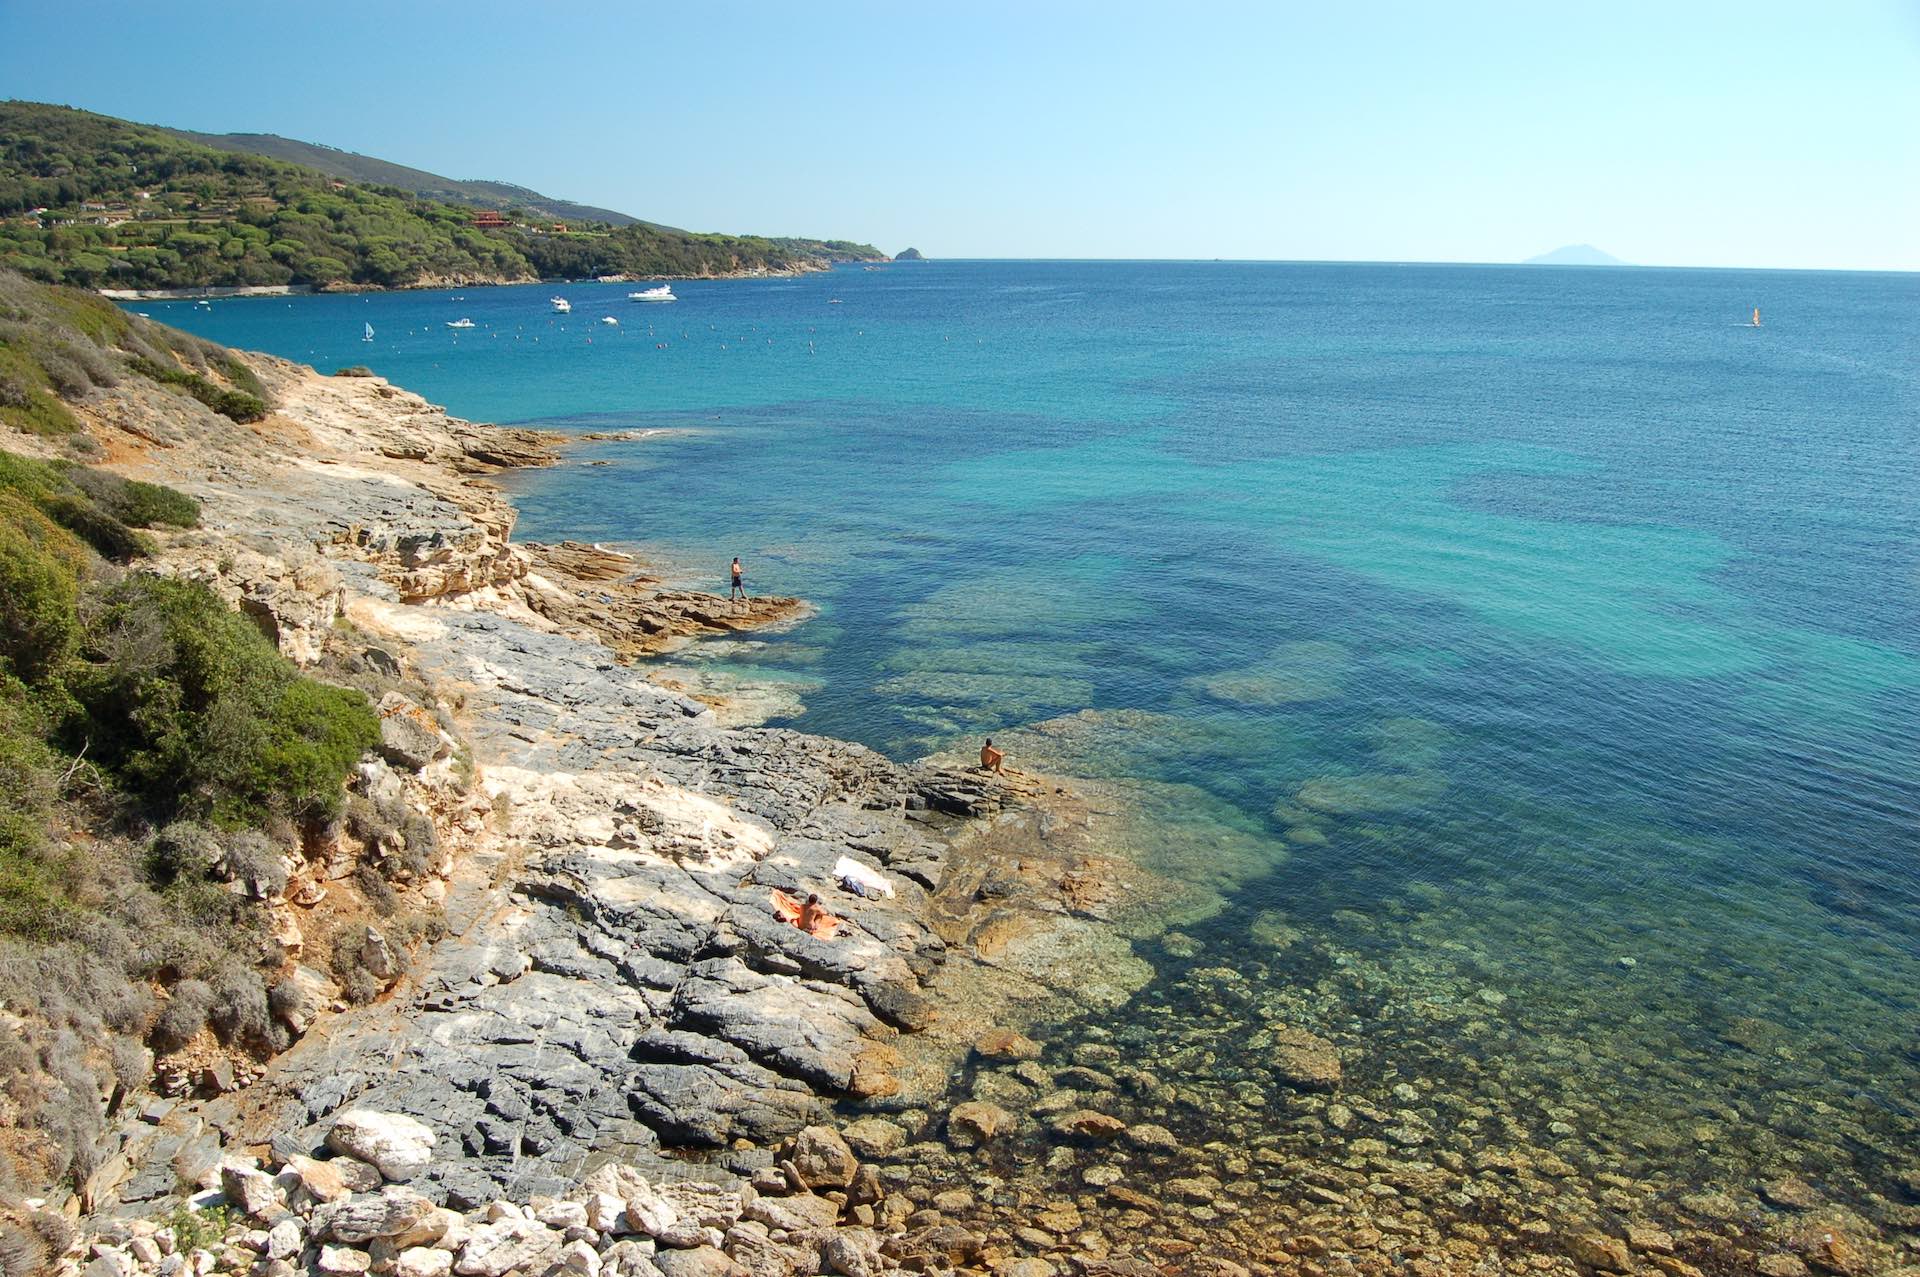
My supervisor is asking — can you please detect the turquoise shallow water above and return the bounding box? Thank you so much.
[147,262,1920,1238]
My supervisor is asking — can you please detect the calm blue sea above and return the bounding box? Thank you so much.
[143,261,1920,1222]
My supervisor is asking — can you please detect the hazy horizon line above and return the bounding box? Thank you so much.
[876,256,1917,276]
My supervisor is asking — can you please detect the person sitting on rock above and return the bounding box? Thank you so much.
[771,888,843,939]
[980,738,1005,774]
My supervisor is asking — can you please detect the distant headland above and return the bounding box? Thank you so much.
[0,101,885,291]
[895,247,926,261]
[1523,244,1628,266]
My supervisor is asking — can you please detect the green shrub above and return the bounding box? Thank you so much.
[0,683,82,941]
[0,344,80,436]
[149,978,212,1053]
[211,353,265,401]
[62,465,199,529]
[69,575,378,823]
[128,356,267,424]
[33,283,133,348]
[146,821,221,886]
[206,958,272,1048]
[0,501,83,684]
[164,1203,232,1254]
[34,493,150,561]
[0,448,196,563]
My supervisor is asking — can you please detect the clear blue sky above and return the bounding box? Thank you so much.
[4,1,1916,270]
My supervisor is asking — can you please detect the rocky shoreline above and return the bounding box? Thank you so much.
[20,353,1915,1277]
[20,353,1125,1276]
[96,261,846,303]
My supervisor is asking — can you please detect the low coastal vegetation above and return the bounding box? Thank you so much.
[0,274,430,1196]
[0,102,885,291]
[0,442,383,1188]
[0,269,267,436]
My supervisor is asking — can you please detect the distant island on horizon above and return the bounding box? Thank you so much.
[1523,244,1629,267]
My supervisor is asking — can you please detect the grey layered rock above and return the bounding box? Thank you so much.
[379,693,448,772]
[316,1186,437,1244]
[269,966,336,1037]
[221,1163,286,1220]
[113,360,990,1212]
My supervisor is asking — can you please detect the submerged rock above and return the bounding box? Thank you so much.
[1050,1110,1125,1140]
[947,1102,1013,1148]
[1763,1176,1822,1211]
[1564,1232,1632,1273]
[789,1125,858,1189]
[974,1028,1042,1061]
[1267,1025,1342,1090]
[841,1118,908,1160]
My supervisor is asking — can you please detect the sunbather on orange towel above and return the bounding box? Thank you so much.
[770,889,844,940]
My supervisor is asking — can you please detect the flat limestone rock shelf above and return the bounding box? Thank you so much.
[519,540,810,661]
[231,598,985,1208]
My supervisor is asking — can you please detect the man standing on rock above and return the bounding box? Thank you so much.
[730,556,746,603]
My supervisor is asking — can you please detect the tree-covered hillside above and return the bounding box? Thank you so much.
[0,102,885,290]
[165,129,654,229]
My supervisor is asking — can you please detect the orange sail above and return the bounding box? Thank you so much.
[1752,307,1761,327]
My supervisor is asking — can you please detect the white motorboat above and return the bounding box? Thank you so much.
[600,316,619,326]
[446,318,475,329]
[628,285,677,303]
[550,297,571,313]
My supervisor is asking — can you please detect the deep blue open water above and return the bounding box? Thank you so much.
[144,261,1920,1234]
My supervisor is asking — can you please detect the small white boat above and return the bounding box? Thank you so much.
[446,318,475,329]
[363,322,375,342]
[827,298,843,304]
[628,285,677,303]
[550,297,572,313]
[600,316,619,326]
